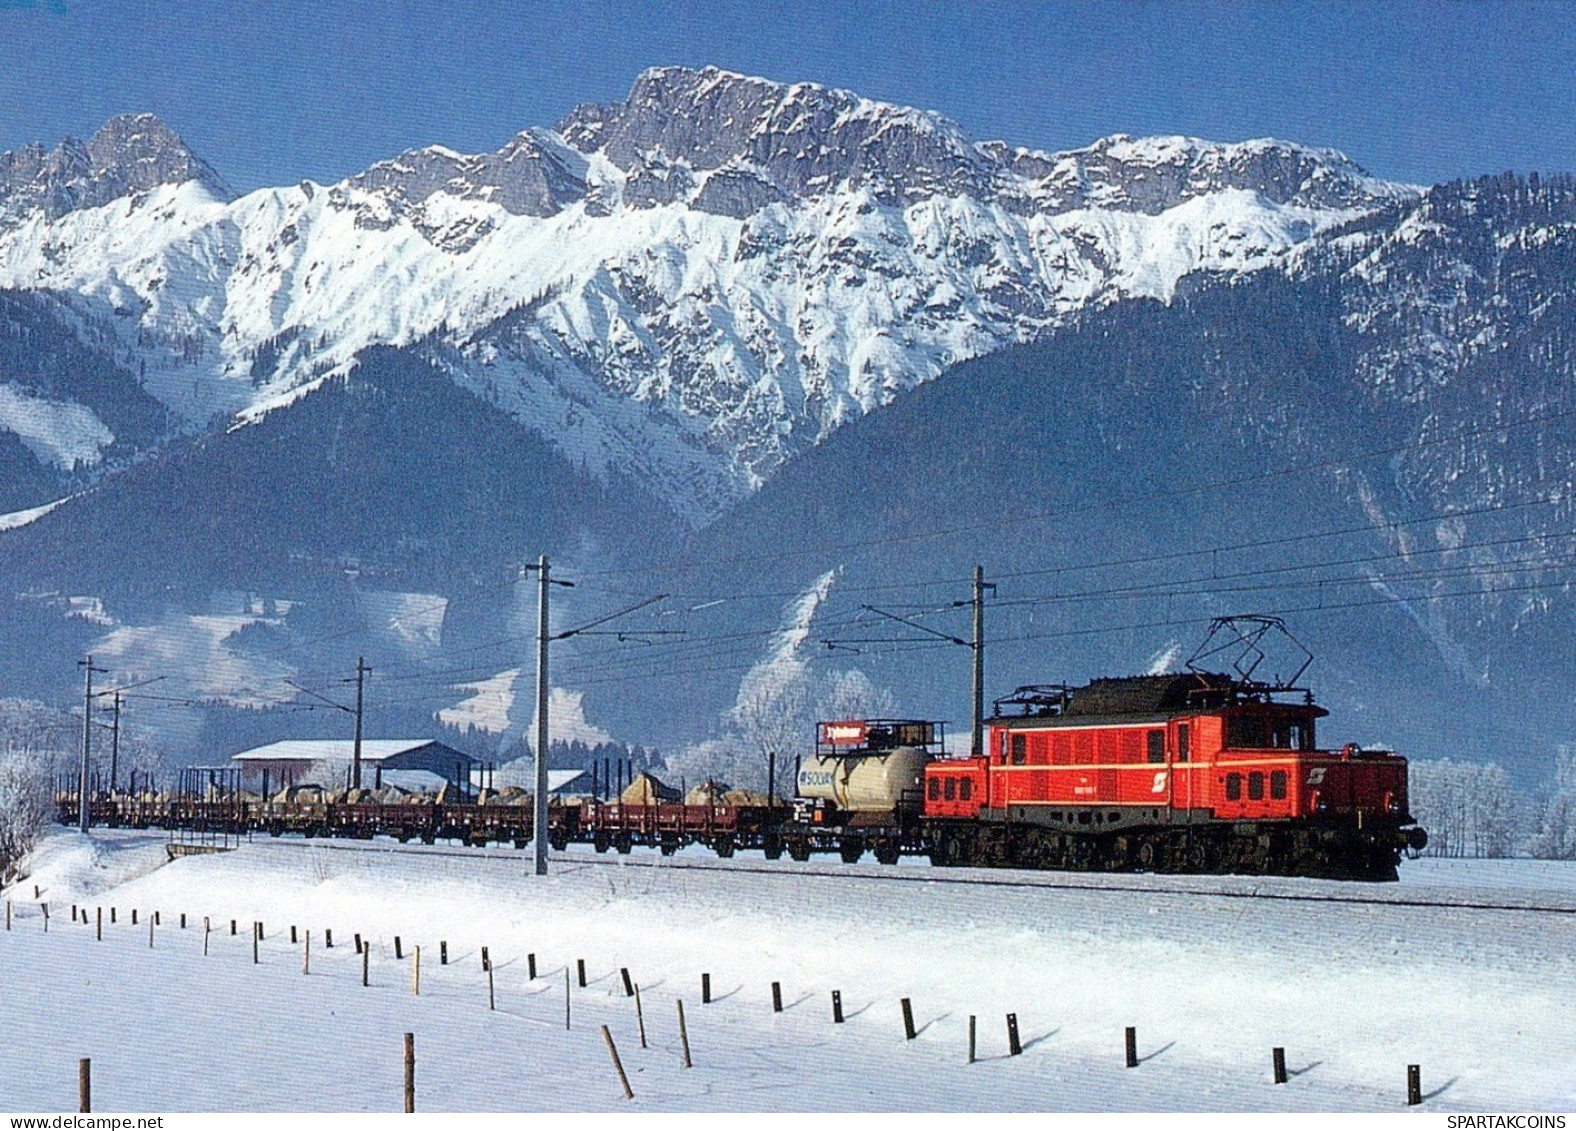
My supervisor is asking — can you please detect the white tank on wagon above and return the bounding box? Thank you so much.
[795,720,943,813]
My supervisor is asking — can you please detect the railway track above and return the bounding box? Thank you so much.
[234,833,1576,918]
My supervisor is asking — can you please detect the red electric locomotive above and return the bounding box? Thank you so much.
[921,620,1428,880]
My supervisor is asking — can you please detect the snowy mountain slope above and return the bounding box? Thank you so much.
[0,67,1415,523]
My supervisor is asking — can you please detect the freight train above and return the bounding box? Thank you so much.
[63,623,1428,881]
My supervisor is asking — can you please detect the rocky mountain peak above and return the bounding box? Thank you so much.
[343,127,589,225]
[0,112,231,224]
[557,64,996,210]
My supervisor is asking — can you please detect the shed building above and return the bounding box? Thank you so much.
[230,739,479,794]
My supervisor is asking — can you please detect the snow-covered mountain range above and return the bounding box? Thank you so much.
[3,67,1573,780]
[0,65,1414,522]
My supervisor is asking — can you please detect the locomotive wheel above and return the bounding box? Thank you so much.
[838,840,863,864]
[1135,840,1157,871]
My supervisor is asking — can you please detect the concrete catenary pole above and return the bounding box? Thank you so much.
[534,555,551,876]
[352,657,369,791]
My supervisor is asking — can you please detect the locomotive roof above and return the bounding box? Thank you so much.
[992,672,1326,725]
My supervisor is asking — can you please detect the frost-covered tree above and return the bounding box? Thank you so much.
[1530,745,1576,860]
[0,752,50,882]
[1409,759,1518,858]
[0,698,77,883]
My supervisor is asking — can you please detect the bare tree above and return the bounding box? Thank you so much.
[1531,745,1576,860]
[1409,759,1518,858]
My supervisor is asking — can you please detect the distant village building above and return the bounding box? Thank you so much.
[230,739,478,794]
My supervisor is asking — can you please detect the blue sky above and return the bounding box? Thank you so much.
[1,0,1572,192]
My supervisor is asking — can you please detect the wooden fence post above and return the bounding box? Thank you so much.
[1125,1026,1138,1068]
[488,963,495,1011]
[395,935,403,960]
[203,916,211,956]
[901,997,916,1040]
[677,999,692,1068]
[527,952,537,980]
[831,990,844,1023]
[440,941,447,965]
[968,1015,977,1064]
[413,945,421,995]
[96,907,102,941]
[634,984,647,1048]
[772,981,783,1013]
[702,972,711,1004]
[564,968,571,1030]
[621,966,634,997]
[577,957,586,987]
[1408,1064,1422,1106]
[1007,1013,1021,1056]
[325,928,333,948]
[78,1057,90,1113]
[482,946,490,972]
[363,944,370,987]
[404,1033,415,1114]
[601,1025,634,1100]
[1273,1047,1287,1085]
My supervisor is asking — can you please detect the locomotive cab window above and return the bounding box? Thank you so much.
[1248,772,1265,801]
[1226,715,1263,748]
[1146,730,1164,764]
[1177,723,1190,763]
[944,778,956,801]
[959,778,972,801]
[1225,773,1243,801]
[928,778,940,801]
[1270,770,1288,800]
[1011,733,1026,765]
[1271,719,1310,750]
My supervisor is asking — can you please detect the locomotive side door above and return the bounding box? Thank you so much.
[1171,720,1193,817]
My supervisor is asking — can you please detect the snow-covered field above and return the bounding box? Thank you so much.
[1,827,1572,1117]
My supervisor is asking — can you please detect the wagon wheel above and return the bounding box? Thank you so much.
[1184,837,1210,872]
[838,840,863,864]
[713,835,736,858]
[873,843,901,866]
